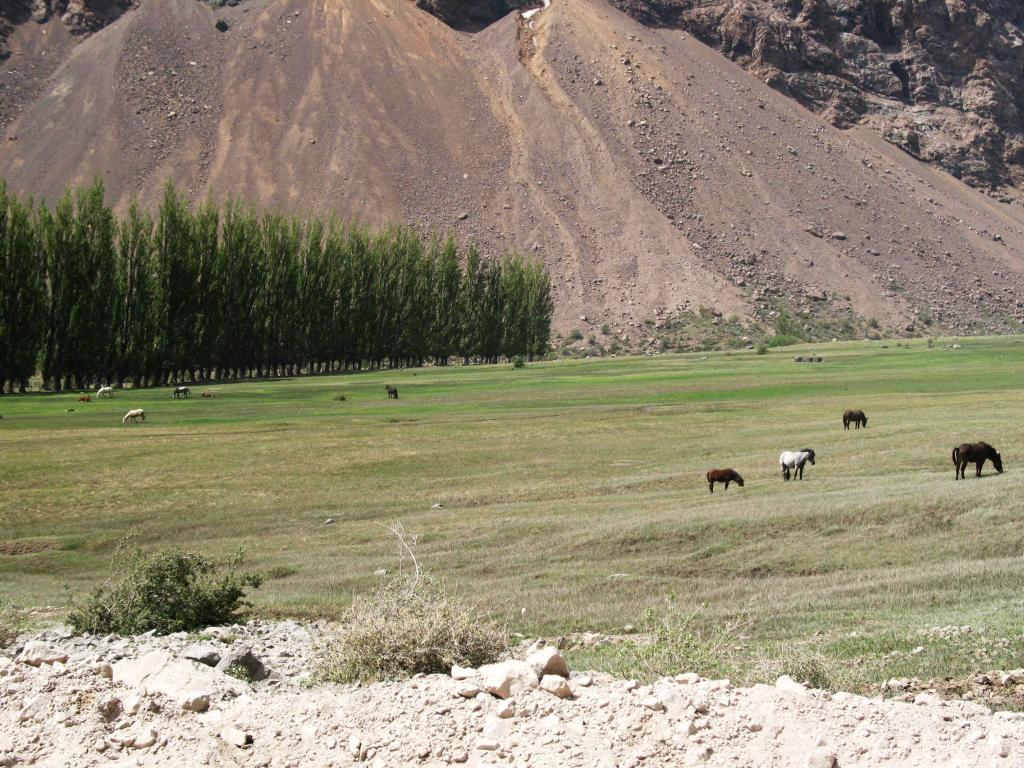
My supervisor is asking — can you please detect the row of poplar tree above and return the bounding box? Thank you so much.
[0,181,554,393]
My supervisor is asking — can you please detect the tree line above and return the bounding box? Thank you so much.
[0,181,553,393]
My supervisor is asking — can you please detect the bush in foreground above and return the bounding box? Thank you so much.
[315,575,507,683]
[67,543,262,635]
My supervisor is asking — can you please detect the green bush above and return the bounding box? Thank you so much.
[315,575,507,683]
[755,343,768,355]
[601,324,611,336]
[0,603,25,648]
[766,334,800,348]
[512,355,526,368]
[68,543,262,635]
[568,328,584,341]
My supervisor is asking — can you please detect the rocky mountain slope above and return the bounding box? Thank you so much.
[607,1,1024,191]
[2,621,1021,766]
[1,0,1023,337]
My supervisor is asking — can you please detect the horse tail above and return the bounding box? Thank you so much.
[951,446,959,465]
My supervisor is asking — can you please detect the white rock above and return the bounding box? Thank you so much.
[526,646,569,678]
[674,672,701,684]
[456,684,480,698]
[17,695,45,722]
[131,728,158,749]
[574,674,594,687]
[493,700,515,719]
[481,715,510,744]
[348,733,363,758]
[775,675,809,695]
[540,674,572,699]
[805,747,837,768]
[478,660,539,699]
[221,726,252,748]
[540,713,562,733]
[451,664,476,680]
[179,691,211,713]
[642,695,666,712]
[114,651,241,699]
[96,694,122,720]
[18,642,68,667]
[93,661,113,679]
[476,739,499,751]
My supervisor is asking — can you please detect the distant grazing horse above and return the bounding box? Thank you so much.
[96,386,113,398]
[706,468,744,493]
[122,408,145,424]
[843,409,868,430]
[385,385,399,400]
[78,395,91,403]
[173,386,191,399]
[953,442,1003,480]
[780,449,815,480]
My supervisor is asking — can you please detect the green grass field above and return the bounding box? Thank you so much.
[2,337,1023,690]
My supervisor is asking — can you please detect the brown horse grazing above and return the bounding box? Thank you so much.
[78,395,91,403]
[707,468,744,493]
[385,385,399,400]
[843,409,867,430]
[953,442,1003,480]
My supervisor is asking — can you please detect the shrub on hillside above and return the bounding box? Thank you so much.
[0,602,25,648]
[67,542,262,635]
[315,575,507,683]
[512,355,526,368]
[755,343,768,355]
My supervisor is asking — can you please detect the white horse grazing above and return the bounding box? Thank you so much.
[97,385,113,398]
[122,408,145,424]
[173,386,191,399]
[779,448,815,481]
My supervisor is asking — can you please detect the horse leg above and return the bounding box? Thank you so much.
[725,480,731,490]
[976,461,983,478]
[708,480,714,494]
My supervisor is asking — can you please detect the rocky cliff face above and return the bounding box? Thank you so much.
[609,0,1024,190]
[1,0,133,60]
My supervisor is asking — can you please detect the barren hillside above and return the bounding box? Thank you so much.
[1,0,1023,336]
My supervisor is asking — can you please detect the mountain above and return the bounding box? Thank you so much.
[1,0,1023,338]
[608,0,1024,191]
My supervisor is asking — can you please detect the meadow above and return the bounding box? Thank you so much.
[2,336,1023,689]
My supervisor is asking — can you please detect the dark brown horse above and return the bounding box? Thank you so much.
[385,385,399,400]
[707,468,744,493]
[843,409,867,430]
[953,442,1003,480]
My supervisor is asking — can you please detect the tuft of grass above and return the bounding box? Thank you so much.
[266,566,298,580]
[568,599,743,683]
[750,644,850,691]
[67,540,262,635]
[314,575,507,683]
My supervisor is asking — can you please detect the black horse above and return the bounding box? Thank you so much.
[953,442,1003,480]
[843,409,867,430]
[173,386,191,399]
[385,385,399,400]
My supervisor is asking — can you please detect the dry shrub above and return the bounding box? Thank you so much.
[315,575,507,683]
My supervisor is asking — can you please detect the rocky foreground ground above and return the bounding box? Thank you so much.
[1,621,1021,767]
